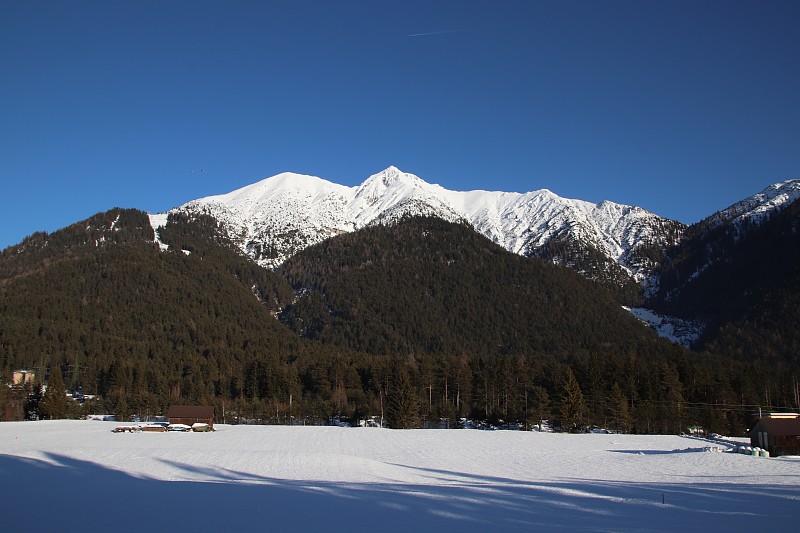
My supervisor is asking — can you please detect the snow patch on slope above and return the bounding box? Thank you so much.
[624,306,704,347]
[148,213,170,251]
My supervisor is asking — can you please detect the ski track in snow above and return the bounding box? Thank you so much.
[1,421,798,532]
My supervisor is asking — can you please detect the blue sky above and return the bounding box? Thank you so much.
[2,1,799,250]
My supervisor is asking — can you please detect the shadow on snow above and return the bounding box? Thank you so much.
[1,453,798,532]
[610,448,717,455]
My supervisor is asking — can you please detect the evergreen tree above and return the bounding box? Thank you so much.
[558,369,586,432]
[25,384,43,421]
[0,384,7,421]
[526,385,550,430]
[116,394,130,423]
[658,363,685,434]
[606,383,632,433]
[385,366,420,429]
[39,366,68,420]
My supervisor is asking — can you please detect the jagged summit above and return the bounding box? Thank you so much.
[365,165,418,187]
[353,167,421,205]
[152,166,687,287]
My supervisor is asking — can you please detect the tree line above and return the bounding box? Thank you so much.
[1,211,797,434]
[4,346,797,436]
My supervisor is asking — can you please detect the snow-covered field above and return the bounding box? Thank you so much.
[1,421,798,532]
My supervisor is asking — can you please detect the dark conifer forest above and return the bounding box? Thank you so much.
[1,208,798,434]
[647,199,800,364]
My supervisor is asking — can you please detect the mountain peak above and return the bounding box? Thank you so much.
[383,164,403,174]
[368,166,422,188]
[353,167,430,206]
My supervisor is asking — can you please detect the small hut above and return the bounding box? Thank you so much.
[167,405,215,430]
[750,413,800,457]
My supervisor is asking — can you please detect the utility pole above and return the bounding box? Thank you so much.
[380,389,384,428]
[525,389,529,431]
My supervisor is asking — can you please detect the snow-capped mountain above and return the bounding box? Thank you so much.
[703,179,800,232]
[644,178,800,300]
[639,178,800,348]
[154,166,684,282]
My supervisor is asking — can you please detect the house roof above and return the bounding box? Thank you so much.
[167,405,215,419]
[753,416,800,436]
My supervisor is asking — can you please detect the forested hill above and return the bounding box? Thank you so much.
[648,198,800,363]
[278,217,668,357]
[0,209,155,280]
[1,209,797,433]
[0,209,304,412]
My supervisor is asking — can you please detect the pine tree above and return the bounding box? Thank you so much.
[559,368,586,432]
[385,366,420,429]
[526,385,550,430]
[658,363,685,434]
[39,366,68,420]
[25,384,43,420]
[606,383,632,433]
[0,384,7,421]
[116,394,130,423]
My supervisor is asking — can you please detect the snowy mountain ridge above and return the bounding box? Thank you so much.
[703,178,800,232]
[643,178,800,300]
[158,166,683,280]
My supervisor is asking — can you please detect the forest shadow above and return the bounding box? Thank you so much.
[1,452,798,532]
[610,447,716,455]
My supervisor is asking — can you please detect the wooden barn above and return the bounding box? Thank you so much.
[750,414,800,457]
[167,405,215,429]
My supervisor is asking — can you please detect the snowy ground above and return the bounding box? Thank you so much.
[1,421,798,532]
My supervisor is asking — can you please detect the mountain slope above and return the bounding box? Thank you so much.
[2,207,796,432]
[0,209,302,403]
[167,167,684,294]
[646,180,800,362]
[701,179,800,232]
[277,217,669,357]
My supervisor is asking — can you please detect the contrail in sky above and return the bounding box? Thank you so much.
[408,29,464,38]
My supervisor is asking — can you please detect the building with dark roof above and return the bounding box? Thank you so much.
[750,414,800,457]
[167,405,215,429]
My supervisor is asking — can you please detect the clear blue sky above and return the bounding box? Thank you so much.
[2,1,799,249]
